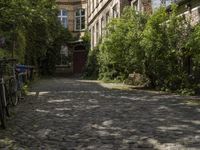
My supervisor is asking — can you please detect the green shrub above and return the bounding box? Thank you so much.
[84,46,99,79]
[98,7,148,81]
[95,5,200,94]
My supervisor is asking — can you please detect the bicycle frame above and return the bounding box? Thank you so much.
[0,62,8,129]
[0,78,7,107]
[0,58,17,128]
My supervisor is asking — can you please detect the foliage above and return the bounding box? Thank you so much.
[0,0,72,75]
[0,0,31,61]
[81,31,91,52]
[84,46,99,79]
[42,28,72,75]
[82,31,100,79]
[142,5,193,89]
[96,5,200,94]
[98,7,148,81]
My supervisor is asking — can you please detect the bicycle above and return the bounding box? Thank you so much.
[0,79,7,129]
[0,58,10,129]
[7,60,22,106]
[0,58,18,129]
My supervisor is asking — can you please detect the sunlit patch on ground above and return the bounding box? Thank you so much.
[55,108,72,111]
[48,99,71,103]
[0,138,17,149]
[183,99,200,106]
[98,82,133,90]
[0,78,200,149]
[35,109,50,113]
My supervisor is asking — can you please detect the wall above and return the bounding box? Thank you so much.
[131,0,152,14]
[176,0,200,26]
[88,0,130,49]
[56,0,87,39]
[56,0,88,75]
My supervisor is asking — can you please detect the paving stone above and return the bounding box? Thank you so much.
[0,78,199,149]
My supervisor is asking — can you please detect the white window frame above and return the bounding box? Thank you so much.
[75,9,86,31]
[58,9,68,28]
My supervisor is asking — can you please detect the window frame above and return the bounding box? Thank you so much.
[96,21,99,44]
[58,9,68,28]
[75,8,86,31]
[112,4,118,18]
[100,17,105,37]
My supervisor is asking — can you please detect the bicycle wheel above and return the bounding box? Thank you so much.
[9,78,19,106]
[0,93,6,129]
[13,90,21,106]
[4,84,10,117]
[11,91,19,106]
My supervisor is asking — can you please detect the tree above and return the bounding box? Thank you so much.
[0,0,72,75]
[98,7,148,81]
[96,5,200,94]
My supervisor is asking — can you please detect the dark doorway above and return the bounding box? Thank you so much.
[73,45,87,74]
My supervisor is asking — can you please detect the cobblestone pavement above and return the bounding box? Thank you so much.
[0,78,200,150]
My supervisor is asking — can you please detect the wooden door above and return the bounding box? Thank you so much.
[73,48,87,74]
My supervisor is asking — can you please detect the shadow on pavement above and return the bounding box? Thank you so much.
[0,78,200,150]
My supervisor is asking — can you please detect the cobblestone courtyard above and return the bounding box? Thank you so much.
[0,78,200,150]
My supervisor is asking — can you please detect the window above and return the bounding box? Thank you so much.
[133,0,143,12]
[131,0,138,11]
[75,9,85,31]
[92,0,94,10]
[58,9,68,28]
[113,4,118,18]
[96,21,99,43]
[101,17,105,37]
[106,11,110,25]
[88,0,90,14]
[92,26,95,48]
[161,0,166,6]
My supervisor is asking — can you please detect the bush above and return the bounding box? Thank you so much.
[84,46,99,79]
[95,5,200,94]
[98,7,148,81]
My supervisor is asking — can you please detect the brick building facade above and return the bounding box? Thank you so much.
[131,0,152,14]
[56,0,88,74]
[88,0,130,49]
[56,0,87,39]
[56,0,152,51]
[55,0,199,75]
